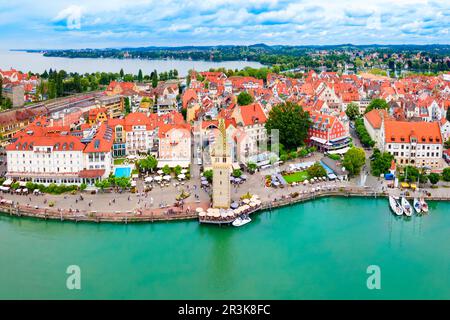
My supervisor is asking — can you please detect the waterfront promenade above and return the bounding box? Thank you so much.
[1,175,449,223]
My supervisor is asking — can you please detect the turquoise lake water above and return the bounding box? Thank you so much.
[0,197,449,299]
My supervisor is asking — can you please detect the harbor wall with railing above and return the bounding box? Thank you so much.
[1,186,449,224]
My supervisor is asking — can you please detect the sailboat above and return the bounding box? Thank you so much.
[389,195,403,216]
[401,197,412,217]
[413,198,422,214]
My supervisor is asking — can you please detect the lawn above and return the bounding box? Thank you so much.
[114,158,126,165]
[282,171,309,183]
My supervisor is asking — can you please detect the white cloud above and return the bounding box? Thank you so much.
[1,0,449,48]
[54,5,83,30]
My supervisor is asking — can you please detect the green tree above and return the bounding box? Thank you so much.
[162,165,171,175]
[354,118,375,148]
[232,169,242,178]
[343,147,366,176]
[370,148,394,177]
[307,162,327,178]
[345,102,360,120]
[173,165,182,175]
[444,139,450,149]
[237,91,254,106]
[247,162,257,173]
[124,97,131,114]
[442,168,450,182]
[119,68,124,79]
[203,170,213,183]
[181,108,187,121]
[4,98,12,109]
[151,70,158,88]
[265,102,311,151]
[428,173,440,185]
[447,108,450,122]
[365,98,389,114]
[115,177,131,189]
[137,155,158,173]
[137,69,143,82]
[186,72,191,87]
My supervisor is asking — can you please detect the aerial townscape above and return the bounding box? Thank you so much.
[1,52,450,224]
[1,0,450,303]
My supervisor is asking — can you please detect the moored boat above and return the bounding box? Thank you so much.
[401,197,412,217]
[420,198,429,213]
[389,196,403,216]
[413,198,422,214]
[232,215,252,227]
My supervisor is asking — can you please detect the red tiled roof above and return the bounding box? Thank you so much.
[238,103,267,126]
[364,109,391,129]
[83,124,114,153]
[384,121,442,144]
[6,135,84,151]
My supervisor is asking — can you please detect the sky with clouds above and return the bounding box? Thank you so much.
[0,0,449,49]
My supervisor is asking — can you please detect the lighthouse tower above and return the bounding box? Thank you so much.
[212,119,231,208]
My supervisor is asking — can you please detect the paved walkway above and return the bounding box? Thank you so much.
[1,151,449,222]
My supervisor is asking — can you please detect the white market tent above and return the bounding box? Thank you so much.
[327,147,350,155]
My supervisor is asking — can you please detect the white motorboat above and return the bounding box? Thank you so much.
[413,198,422,214]
[232,215,252,227]
[389,196,403,216]
[420,198,429,213]
[401,197,412,217]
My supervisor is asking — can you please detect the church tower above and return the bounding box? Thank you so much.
[212,118,231,208]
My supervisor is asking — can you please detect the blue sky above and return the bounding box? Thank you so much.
[1,0,449,49]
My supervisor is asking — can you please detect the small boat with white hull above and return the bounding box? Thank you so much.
[232,215,252,227]
[413,198,422,214]
[401,197,412,217]
[389,196,403,216]
[420,198,429,213]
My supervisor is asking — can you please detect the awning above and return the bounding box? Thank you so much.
[310,136,328,145]
[2,178,13,186]
[327,147,350,155]
[79,169,105,178]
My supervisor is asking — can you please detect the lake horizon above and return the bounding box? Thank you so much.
[0,50,264,76]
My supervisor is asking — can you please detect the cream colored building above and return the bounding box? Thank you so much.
[212,119,231,209]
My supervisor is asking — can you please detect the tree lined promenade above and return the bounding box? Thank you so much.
[2,170,449,223]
